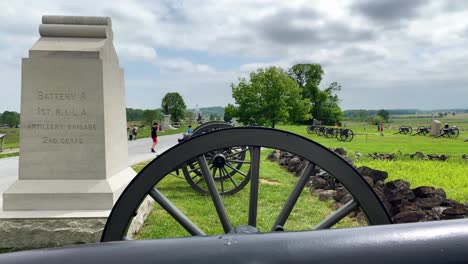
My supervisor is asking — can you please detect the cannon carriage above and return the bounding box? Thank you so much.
[437,126,460,138]
[394,126,413,135]
[412,126,430,136]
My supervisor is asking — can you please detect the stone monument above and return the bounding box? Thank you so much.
[431,120,441,137]
[162,114,176,130]
[0,15,151,249]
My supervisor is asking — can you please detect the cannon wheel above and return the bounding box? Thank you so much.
[325,128,336,138]
[339,129,354,142]
[317,127,326,136]
[401,127,412,135]
[102,127,391,242]
[416,126,428,136]
[449,127,460,138]
[182,122,251,196]
[440,127,460,138]
[306,125,314,134]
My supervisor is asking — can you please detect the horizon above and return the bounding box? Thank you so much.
[1,1,468,112]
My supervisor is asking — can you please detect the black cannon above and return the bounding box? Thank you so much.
[394,126,413,135]
[315,127,355,142]
[412,126,430,136]
[437,126,460,138]
[1,127,467,263]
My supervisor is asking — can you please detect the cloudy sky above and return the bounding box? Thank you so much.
[1,0,467,112]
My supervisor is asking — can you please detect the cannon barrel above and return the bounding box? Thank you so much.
[1,219,467,264]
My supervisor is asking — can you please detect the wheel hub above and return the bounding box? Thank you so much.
[229,225,259,234]
[212,154,226,168]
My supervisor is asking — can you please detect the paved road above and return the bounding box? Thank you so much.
[0,134,182,209]
[127,134,182,166]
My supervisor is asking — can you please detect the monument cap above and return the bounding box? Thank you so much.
[42,15,111,26]
[39,15,113,39]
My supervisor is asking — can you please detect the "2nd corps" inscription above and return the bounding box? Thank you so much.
[42,137,84,144]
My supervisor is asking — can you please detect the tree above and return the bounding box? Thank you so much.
[231,67,311,128]
[368,115,384,125]
[142,109,163,126]
[376,109,390,123]
[288,64,343,125]
[224,104,236,122]
[161,92,187,122]
[185,110,195,124]
[1,111,20,127]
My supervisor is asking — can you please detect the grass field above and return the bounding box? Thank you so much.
[0,128,19,149]
[278,124,467,156]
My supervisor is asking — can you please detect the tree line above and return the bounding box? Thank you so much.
[0,111,20,127]
[225,64,344,128]
[127,92,188,125]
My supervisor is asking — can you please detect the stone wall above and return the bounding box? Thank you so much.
[267,149,468,224]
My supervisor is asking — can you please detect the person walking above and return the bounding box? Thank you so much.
[132,125,138,140]
[151,122,160,153]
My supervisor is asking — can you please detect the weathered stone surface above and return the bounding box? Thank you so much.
[126,196,155,238]
[443,205,466,215]
[434,188,447,199]
[334,148,347,156]
[311,188,325,194]
[393,199,418,214]
[384,187,415,202]
[319,190,336,201]
[386,180,410,190]
[267,150,281,162]
[416,197,443,209]
[339,193,353,204]
[441,198,462,207]
[410,152,425,159]
[392,210,426,223]
[286,157,303,174]
[413,186,435,198]
[311,177,328,189]
[0,218,106,249]
[357,166,388,182]
[333,187,348,202]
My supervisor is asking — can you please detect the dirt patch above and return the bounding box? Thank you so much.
[260,179,282,186]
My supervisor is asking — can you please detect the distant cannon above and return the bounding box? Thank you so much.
[436,126,459,138]
[394,126,412,135]
[412,126,430,136]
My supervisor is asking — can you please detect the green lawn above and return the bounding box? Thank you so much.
[134,150,360,240]
[0,152,19,159]
[0,128,19,149]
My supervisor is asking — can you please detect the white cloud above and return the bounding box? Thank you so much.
[1,0,468,111]
[116,44,157,62]
[158,58,216,74]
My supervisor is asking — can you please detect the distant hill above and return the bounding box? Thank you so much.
[188,106,224,117]
[344,109,468,117]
